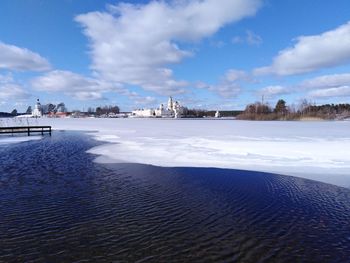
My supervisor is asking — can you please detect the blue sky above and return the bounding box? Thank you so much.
[1,0,350,112]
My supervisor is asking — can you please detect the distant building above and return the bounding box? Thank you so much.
[16,99,69,118]
[47,112,69,118]
[215,110,221,118]
[132,97,185,118]
[32,99,42,118]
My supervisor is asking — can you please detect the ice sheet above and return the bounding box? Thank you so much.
[4,118,350,188]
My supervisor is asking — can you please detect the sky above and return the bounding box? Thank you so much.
[1,0,350,112]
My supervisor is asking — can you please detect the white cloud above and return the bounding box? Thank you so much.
[254,72,350,100]
[0,73,14,83]
[258,85,290,98]
[224,69,250,82]
[75,0,261,95]
[122,89,159,107]
[232,30,262,45]
[197,69,250,98]
[134,96,158,106]
[300,73,350,89]
[0,83,30,101]
[255,21,350,76]
[210,40,226,48]
[246,30,263,45]
[309,86,350,98]
[0,42,51,71]
[216,83,242,98]
[31,70,121,100]
[207,82,242,98]
[0,73,30,102]
[298,73,350,99]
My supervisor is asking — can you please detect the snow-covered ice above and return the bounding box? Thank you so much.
[2,118,350,188]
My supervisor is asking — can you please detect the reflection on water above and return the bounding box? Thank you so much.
[0,131,349,262]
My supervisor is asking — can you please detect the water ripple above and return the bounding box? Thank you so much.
[0,131,349,262]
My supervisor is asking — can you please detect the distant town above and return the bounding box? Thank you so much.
[0,97,241,119]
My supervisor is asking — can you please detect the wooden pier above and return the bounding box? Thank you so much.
[0,126,52,136]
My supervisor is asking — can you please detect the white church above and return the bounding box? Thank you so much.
[132,97,185,118]
[15,99,42,118]
[32,99,42,117]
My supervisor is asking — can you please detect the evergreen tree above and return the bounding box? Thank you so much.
[11,109,18,116]
[26,106,32,114]
[274,99,287,114]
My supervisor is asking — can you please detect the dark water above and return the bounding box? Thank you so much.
[0,132,350,263]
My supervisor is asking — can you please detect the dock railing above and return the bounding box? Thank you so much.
[0,126,52,136]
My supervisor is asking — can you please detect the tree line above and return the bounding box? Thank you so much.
[237,99,350,120]
[89,105,120,116]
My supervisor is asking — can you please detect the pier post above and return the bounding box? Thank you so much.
[27,127,30,136]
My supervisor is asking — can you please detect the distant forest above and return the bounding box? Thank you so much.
[237,100,350,120]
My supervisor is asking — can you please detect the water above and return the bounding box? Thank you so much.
[0,131,350,262]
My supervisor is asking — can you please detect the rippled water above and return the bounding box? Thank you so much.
[0,131,350,262]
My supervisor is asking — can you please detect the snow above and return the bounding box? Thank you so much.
[2,117,350,188]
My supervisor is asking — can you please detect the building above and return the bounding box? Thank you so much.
[32,99,42,118]
[47,112,69,118]
[132,97,186,118]
[215,110,221,118]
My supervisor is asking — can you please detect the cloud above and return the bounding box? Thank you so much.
[210,40,226,48]
[0,73,30,102]
[224,69,250,82]
[0,83,30,101]
[232,30,262,45]
[0,42,51,71]
[300,73,350,89]
[206,82,242,98]
[258,85,290,98]
[197,69,250,98]
[0,73,14,83]
[299,73,350,99]
[122,89,159,107]
[134,96,158,106]
[309,86,350,98]
[75,0,262,95]
[31,70,121,100]
[255,21,350,76]
[254,72,350,100]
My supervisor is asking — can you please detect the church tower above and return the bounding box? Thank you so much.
[32,99,42,118]
[167,96,173,111]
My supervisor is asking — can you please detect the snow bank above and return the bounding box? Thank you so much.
[28,118,350,188]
